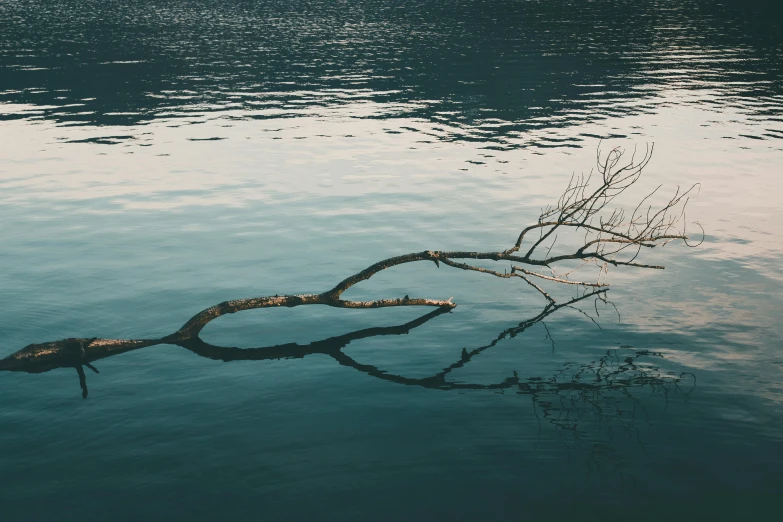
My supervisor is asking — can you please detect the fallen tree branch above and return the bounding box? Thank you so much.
[1,144,700,394]
[2,290,607,397]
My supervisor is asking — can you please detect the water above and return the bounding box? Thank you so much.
[1,0,782,519]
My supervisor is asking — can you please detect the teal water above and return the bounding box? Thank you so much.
[1,0,782,520]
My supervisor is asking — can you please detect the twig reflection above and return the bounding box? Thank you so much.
[1,290,694,425]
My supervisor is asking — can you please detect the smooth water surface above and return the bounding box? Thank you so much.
[1,1,782,520]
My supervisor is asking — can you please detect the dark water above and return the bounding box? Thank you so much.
[1,0,782,520]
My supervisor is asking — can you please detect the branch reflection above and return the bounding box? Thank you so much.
[2,290,695,441]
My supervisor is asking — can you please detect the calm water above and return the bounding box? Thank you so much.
[1,0,782,520]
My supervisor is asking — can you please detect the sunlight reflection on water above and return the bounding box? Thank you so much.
[1,0,783,520]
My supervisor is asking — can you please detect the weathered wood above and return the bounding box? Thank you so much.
[1,145,700,397]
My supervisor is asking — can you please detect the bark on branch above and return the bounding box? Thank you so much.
[1,144,699,394]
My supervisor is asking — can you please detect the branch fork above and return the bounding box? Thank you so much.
[1,144,700,388]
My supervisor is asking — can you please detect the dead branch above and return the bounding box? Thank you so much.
[1,290,606,397]
[1,144,699,387]
[168,144,697,342]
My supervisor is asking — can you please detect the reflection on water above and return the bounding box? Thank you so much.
[1,0,782,147]
[2,291,696,482]
[1,291,618,395]
[2,0,783,520]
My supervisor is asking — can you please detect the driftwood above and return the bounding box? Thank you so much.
[0,144,700,397]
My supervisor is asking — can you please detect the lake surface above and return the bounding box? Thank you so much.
[1,0,782,520]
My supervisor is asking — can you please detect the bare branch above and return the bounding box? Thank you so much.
[1,143,700,389]
[512,266,608,288]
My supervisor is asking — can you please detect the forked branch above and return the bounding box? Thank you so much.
[1,144,700,379]
[152,144,701,340]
